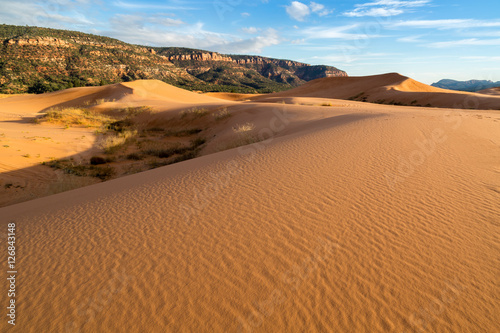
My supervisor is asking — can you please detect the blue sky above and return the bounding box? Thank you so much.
[0,0,499,84]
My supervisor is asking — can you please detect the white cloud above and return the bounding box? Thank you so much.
[429,38,500,48]
[390,19,500,29]
[344,0,430,17]
[112,1,197,11]
[310,2,333,16]
[312,52,396,64]
[105,15,280,54]
[211,28,281,54]
[0,0,97,28]
[286,1,310,21]
[241,12,251,17]
[241,27,259,34]
[460,56,500,62]
[148,16,185,27]
[285,1,332,21]
[397,35,424,42]
[301,24,382,40]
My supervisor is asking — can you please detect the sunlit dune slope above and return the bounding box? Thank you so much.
[0,80,222,116]
[1,100,499,332]
[254,73,500,109]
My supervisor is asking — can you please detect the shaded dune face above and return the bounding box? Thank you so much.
[477,87,500,96]
[0,76,499,332]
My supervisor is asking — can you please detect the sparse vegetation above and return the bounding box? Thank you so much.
[126,153,143,161]
[36,107,115,128]
[43,159,116,180]
[90,156,107,165]
[99,129,137,154]
[233,122,255,133]
[214,107,231,120]
[180,107,209,119]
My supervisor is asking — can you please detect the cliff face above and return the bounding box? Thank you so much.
[0,24,347,94]
[161,50,347,87]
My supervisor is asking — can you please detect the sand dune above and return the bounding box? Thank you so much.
[478,87,500,96]
[1,77,499,332]
[0,80,222,116]
[254,73,500,110]
[2,86,500,332]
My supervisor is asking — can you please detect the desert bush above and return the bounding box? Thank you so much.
[126,153,143,160]
[180,107,208,118]
[90,165,115,180]
[90,156,107,165]
[99,129,137,154]
[214,107,231,120]
[233,122,255,133]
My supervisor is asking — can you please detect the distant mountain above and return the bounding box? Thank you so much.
[0,24,347,94]
[431,79,500,92]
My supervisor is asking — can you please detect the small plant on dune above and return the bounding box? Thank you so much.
[126,153,143,160]
[99,129,137,154]
[95,98,108,105]
[90,156,107,165]
[214,107,231,120]
[118,106,153,117]
[180,107,208,119]
[43,159,116,180]
[320,103,332,107]
[233,122,255,133]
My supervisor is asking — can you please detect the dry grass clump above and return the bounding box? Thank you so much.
[214,107,231,120]
[233,122,255,133]
[43,159,115,180]
[99,129,137,154]
[37,107,115,128]
[180,107,209,119]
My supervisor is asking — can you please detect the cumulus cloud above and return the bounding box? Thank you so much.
[310,2,332,16]
[286,1,310,21]
[285,1,331,21]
